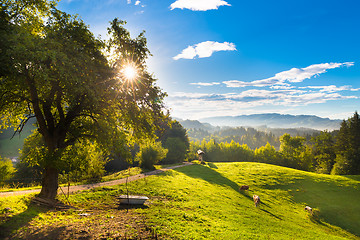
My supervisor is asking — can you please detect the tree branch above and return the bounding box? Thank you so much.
[24,67,49,142]
[11,115,36,139]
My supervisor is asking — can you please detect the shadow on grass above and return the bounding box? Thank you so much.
[117,204,149,210]
[0,202,48,239]
[174,163,240,193]
[207,162,218,169]
[342,175,360,181]
[263,173,360,237]
[175,164,283,221]
[173,163,270,207]
[237,189,253,201]
[260,209,282,220]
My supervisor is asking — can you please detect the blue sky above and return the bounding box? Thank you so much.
[58,0,360,120]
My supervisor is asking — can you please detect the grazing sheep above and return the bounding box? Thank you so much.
[253,195,260,207]
[304,206,312,213]
[239,185,249,191]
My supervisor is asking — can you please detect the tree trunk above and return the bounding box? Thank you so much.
[38,166,59,201]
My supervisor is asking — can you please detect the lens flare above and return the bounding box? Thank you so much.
[123,65,137,80]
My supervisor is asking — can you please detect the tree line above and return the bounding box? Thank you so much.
[188,112,360,175]
[186,126,321,150]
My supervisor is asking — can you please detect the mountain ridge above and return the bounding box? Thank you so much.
[182,113,341,131]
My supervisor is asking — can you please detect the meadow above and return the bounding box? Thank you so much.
[1,162,359,239]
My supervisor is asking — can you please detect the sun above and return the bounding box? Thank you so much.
[122,65,137,80]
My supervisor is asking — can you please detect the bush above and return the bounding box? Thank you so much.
[59,140,108,183]
[0,157,15,185]
[136,141,167,170]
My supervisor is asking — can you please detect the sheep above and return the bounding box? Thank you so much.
[253,195,260,207]
[239,185,249,191]
[304,206,312,213]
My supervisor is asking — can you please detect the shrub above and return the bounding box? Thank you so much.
[0,157,15,185]
[136,141,167,170]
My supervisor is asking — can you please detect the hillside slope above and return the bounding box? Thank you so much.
[1,162,359,239]
[134,162,360,239]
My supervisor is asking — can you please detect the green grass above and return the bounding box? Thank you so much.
[129,162,360,239]
[101,163,181,182]
[0,163,185,193]
[1,162,359,239]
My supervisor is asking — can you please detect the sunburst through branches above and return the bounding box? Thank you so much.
[122,64,137,81]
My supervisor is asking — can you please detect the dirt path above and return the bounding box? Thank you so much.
[0,162,193,198]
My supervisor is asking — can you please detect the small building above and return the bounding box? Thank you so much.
[197,149,205,163]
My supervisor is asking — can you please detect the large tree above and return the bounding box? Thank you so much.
[311,131,336,174]
[0,1,166,200]
[279,133,313,171]
[332,112,360,174]
[158,120,190,164]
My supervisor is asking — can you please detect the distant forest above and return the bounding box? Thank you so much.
[181,119,322,150]
[185,112,360,175]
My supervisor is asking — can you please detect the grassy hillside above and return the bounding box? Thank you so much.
[1,162,359,239]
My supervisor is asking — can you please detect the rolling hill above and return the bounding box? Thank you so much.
[2,162,358,239]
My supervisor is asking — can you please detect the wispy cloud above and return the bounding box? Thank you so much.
[223,62,354,88]
[300,85,360,93]
[190,82,221,86]
[173,41,236,60]
[166,88,358,119]
[170,0,230,11]
[135,0,141,5]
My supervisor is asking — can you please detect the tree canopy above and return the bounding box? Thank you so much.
[0,1,167,200]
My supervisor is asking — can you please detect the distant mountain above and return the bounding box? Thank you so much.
[178,119,219,132]
[199,113,342,131]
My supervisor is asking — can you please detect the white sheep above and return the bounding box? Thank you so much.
[304,206,312,213]
[253,195,260,207]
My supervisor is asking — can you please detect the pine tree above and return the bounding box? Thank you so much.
[332,112,360,174]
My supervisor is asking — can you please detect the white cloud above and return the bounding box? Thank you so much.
[135,0,141,5]
[223,62,354,88]
[190,82,221,86]
[173,46,197,60]
[173,41,236,60]
[170,0,230,11]
[270,84,294,90]
[127,0,131,4]
[274,62,354,83]
[299,85,360,93]
[165,88,358,119]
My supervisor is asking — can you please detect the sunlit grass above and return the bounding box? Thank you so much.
[0,163,186,192]
[68,162,360,239]
[1,162,359,239]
